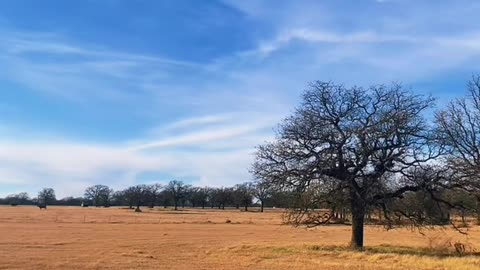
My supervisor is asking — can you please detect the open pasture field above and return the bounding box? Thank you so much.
[1,206,480,270]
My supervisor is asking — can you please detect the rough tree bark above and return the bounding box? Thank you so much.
[350,193,366,249]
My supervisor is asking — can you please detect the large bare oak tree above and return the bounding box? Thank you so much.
[253,81,439,249]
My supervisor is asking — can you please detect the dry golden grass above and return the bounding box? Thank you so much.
[0,206,479,269]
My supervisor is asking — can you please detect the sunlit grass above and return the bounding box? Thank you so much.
[212,244,480,270]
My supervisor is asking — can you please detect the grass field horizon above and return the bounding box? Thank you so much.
[1,206,479,270]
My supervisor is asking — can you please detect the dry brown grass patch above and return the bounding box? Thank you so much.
[1,206,480,269]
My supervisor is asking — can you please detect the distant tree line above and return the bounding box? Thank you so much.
[0,181,295,212]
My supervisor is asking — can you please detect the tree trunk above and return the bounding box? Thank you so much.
[244,204,248,212]
[350,194,366,250]
[260,201,264,213]
[476,199,480,225]
[174,201,178,211]
[351,211,364,249]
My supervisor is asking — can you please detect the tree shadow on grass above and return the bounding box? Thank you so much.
[308,244,480,258]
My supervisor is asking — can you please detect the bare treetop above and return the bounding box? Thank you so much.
[253,81,439,248]
[436,75,480,187]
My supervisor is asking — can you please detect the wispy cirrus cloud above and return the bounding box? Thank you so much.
[251,29,417,57]
[157,114,232,132]
[0,111,277,197]
[0,29,207,104]
[0,25,288,197]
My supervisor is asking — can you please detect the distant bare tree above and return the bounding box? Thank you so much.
[253,81,439,249]
[158,190,172,208]
[38,188,56,208]
[130,185,149,212]
[212,187,232,210]
[207,187,219,208]
[111,191,126,207]
[189,187,209,208]
[145,184,163,208]
[234,183,255,211]
[114,185,147,211]
[166,180,187,210]
[253,180,273,212]
[6,192,30,206]
[179,184,192,208]
[84,185,113,207]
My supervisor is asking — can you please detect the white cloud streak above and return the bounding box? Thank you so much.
[0,113,276,197]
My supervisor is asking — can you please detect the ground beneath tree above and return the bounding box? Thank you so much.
[0,206,479,269]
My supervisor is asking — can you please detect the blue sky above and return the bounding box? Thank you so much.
[1,0,480,198]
